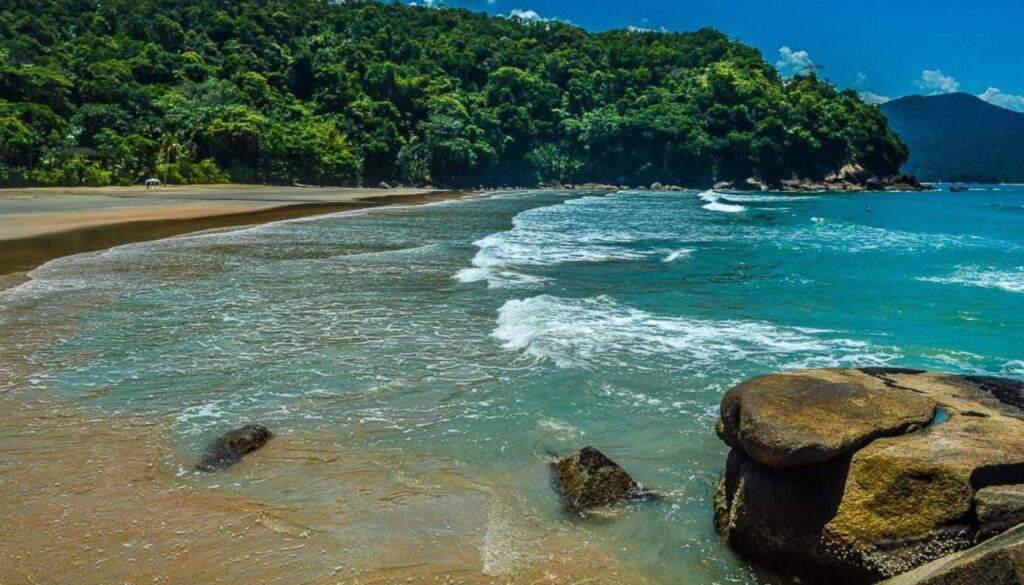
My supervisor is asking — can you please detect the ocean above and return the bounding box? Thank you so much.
[2,186,1023,583]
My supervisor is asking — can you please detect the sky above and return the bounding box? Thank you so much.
[415,0,1024,111]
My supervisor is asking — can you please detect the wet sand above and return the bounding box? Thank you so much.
[0,396,644,584]
[0,185,470,277]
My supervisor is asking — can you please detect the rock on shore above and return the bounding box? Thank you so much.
[555,447,647,513]
[195,424,273,472]
[713,368,1024,584]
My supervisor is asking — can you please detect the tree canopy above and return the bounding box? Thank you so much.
[0,0,908,188]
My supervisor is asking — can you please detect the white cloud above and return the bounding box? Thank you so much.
[916,69,960,94]
[859,91,892,105]
[626,24,668,33]
[507,8,544,22]
[503,8,570,25]
[977,87,1024,113]
[776,47,814,77]
[852,72,869,88]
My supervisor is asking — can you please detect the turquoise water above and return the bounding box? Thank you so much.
[2,186,1024,582]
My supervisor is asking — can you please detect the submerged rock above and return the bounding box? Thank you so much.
[195,424,273,472]
[555,447,645,513]
[713,368,1024,584]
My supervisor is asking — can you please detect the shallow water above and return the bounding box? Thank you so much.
[2,186,1023,583]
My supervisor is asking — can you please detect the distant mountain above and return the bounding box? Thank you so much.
[881,93,1024,183]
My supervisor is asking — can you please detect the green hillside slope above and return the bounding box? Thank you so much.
[0,0,906,188]
[882,93,1024,183]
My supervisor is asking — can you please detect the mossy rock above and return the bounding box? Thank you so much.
[717,369,936,468]
[714,369,1024,584]
[555,447,646,513]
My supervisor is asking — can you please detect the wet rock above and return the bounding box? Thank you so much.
[976,485,1024,541]
[555,447,645,513]
[714,369,1024,584]
[713,181,733,190]
[716,371,936,468]
[195,424,273,472]
[650,182,665,191]
[881,523,1024,585]
[828,163,871,184]
[745,177,770,191]
[885,173,925,191]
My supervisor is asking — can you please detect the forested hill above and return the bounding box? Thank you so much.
[0,0,907,188]
[881,93,1024,183]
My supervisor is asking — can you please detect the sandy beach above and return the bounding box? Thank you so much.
[0,184,471,278]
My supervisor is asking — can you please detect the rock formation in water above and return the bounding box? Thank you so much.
[556,446,647,513]
[195,424,273,472]
[713,368,1024,584]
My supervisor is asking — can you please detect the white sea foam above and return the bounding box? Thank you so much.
[918,266,1024,294]
[698,190,747,213]
[717,193,816,203]
[663,248,694,263]
[493,295,893,369]
[1004,360,1024,378]
[454,195,676,287]
[799,219,983,253]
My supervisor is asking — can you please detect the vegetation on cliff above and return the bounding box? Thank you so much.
[0,0,907,188]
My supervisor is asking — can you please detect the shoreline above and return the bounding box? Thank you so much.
[0,185,478,278]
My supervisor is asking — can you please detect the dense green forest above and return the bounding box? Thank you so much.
[882,93,1024,183]
[0,0,908,188]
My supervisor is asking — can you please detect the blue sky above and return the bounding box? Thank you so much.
[418,0,1024,111]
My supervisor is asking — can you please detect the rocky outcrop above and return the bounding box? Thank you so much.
[975,485,1024,541]
[195,424,273,472]
[713,369,1024,584]
[880,522,1024,585]
[883,173,926,191]
[777,172,928,193]
[555,447,646,513]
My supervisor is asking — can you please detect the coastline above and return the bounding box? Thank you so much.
[0,184,477,279]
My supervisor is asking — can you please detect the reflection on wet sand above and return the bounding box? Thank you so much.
[0,398,645,584]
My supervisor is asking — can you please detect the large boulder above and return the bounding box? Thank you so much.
[555,447,646,513]
[830,163,872,184]
[714,369,1024,584]
[717,370,935,468]
[195,424,273,472]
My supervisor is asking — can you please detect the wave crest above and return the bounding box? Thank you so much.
[493,295,893,370]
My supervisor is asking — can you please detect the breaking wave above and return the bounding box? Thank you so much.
[698,190,747,213]
[493,295,895,370]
